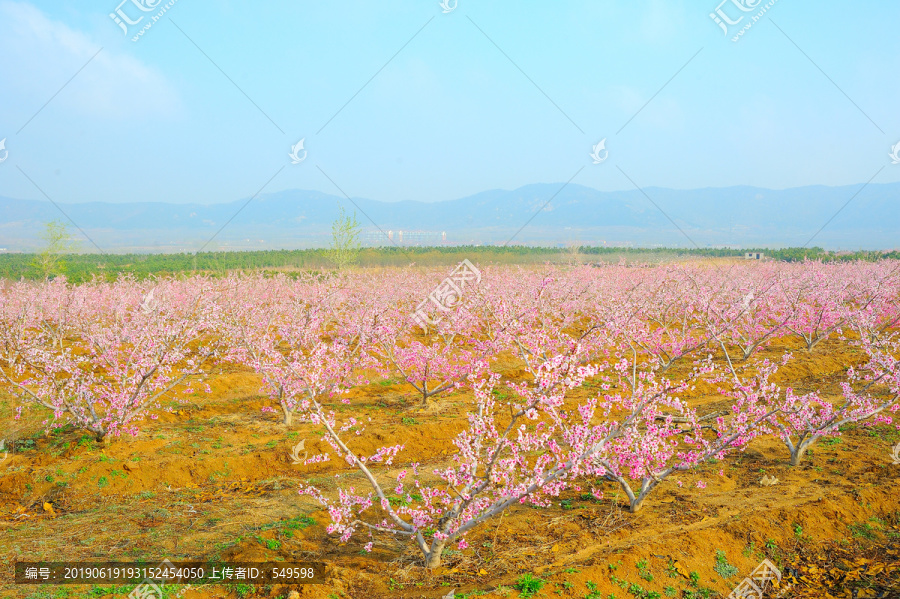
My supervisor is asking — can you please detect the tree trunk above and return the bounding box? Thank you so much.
[282,404,293,426]
[619,476,656,513]
[424,539,447,569]
[629,497,645,513]
[790,444,809,466]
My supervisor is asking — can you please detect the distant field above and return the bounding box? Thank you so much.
[1,245,898,282]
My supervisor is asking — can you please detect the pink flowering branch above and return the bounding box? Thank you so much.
[0,279,219,440]
[301,338,618,569]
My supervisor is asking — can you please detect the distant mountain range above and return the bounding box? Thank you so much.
[1,182,897,252]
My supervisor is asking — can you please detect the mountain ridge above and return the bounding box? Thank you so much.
[1,182,897,251]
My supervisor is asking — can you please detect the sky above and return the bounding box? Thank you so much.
[0,0,899,208]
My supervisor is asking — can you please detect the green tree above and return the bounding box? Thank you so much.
[32,220,76,279]
[326,205,361,270]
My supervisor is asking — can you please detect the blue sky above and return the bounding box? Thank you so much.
[1,0,898,207]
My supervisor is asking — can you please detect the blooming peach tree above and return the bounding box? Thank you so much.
[0,278,219,440]
[299,335,617,568]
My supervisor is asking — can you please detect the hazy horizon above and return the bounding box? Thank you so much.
[4,181,899,252]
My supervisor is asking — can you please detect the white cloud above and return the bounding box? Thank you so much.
[0,1,181,120]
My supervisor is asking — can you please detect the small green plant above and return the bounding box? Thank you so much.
[97,476,109,488]
[565,566,580,574]
[231,583,255,598]
[665,559,678,579]
[560,499,573,510]
[664,586,676,597]
[765,538,777,553]
[491,388,509,400]
[793,524,803,538]
[49,443,68,457]
[713,550,738,579]
[515,573,545,598]
[584,580,602,599]
[388,494,412,507]
[288,515,316,529]
[848,522,878,540]
[636,558,653,582]
[689,571,700,587]
[401,417,419,426]
[743,540,758,559]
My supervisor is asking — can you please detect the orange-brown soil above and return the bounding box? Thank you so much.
[1,336,898,598]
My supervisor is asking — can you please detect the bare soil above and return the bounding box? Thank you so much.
[1,335,898,598]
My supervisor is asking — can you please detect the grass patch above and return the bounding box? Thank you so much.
[849,522,879,540]
[514,573,544,598]
[713,549,738,579]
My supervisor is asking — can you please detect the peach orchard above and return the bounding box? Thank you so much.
[1,261,898,568]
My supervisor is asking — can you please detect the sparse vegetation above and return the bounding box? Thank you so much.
[713,550,738,579]
[514,573,544,598]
